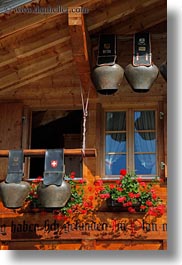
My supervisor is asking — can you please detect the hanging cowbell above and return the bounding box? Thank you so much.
[92,34,124,95]
[125,32,159,92]
[37,149,71,208]
[159,61,167,81]
[0,150,30,209]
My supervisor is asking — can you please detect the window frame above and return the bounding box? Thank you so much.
[101,103,163,180]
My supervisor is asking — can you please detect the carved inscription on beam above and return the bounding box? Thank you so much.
[68,9,96,98]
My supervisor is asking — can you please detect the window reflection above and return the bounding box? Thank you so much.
[134,133,156,153]
[106,134,126,153]
[135,154,156,175]
[134,111,156,175]
[104,110,157,177]
[105,112,126,176]
[105,154,126,175]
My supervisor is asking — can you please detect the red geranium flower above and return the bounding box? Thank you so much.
[140,182,146,187]
[140,205,146,210]
[156,204,166,215]
[123,201,132,207]
[146,200,153,206]
[32,176,43,183]
[80,209,87,214]
[117,196,126,203]
[70,171,76,178]
[109,184,115,189]
[120,169,127,176]
[136,177,142,182]
[100,193,110,199]
[79,179,86,184]
[152,193,157,199]
[83,202,90,207]
[95,186,104,192]
[128,207,136,213]
[134,193,140,198]
[128,192,135,198]
[88,186,92,191]
[94,180,103,186]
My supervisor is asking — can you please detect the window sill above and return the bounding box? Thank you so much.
[96,176,164,183]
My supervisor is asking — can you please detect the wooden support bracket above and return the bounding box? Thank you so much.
[68,8,97,98]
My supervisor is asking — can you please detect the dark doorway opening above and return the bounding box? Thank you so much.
[30,110,83,179]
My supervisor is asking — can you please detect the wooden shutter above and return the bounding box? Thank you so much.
[0,103,23,180]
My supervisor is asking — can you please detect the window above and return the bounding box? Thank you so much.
[30,110,83,179]
[104,109,158,179]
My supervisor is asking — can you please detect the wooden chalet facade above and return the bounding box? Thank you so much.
[0,0,167,250]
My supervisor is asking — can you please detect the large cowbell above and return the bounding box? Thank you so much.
[0,150,30,209]
[92,34,124,95]
[125,32,159,92]
[37,149,71,208]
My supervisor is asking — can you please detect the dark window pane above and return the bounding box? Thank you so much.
[106,112,126,131]
[134,111,155,131]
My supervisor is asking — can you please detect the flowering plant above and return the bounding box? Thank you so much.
[55,172,93,218]
[26,172,94,218]
[95,169,166,217]
[26,176,43,208]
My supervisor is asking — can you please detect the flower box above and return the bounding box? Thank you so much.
[106,198,141,213]
[95,169,166,217]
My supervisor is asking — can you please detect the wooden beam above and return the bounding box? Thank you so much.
[0,148,97,157]
[0,13,61,39]
[99,1,167,35]
[0,19,70,68]
[0,46,73,93]
[0,20,73,93]
[15,34,70,59]
[0,60,73,94]
[68,9,97,98]
[86,0,166,33]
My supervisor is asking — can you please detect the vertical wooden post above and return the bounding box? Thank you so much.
[68,8,96,98]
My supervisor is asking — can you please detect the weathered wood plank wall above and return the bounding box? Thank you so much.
[0,6,167,249]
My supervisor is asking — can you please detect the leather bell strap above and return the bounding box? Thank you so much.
[6,150,24,183]
[96,34,117,66]
[133,32,152,66]
[43,149,64,186]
